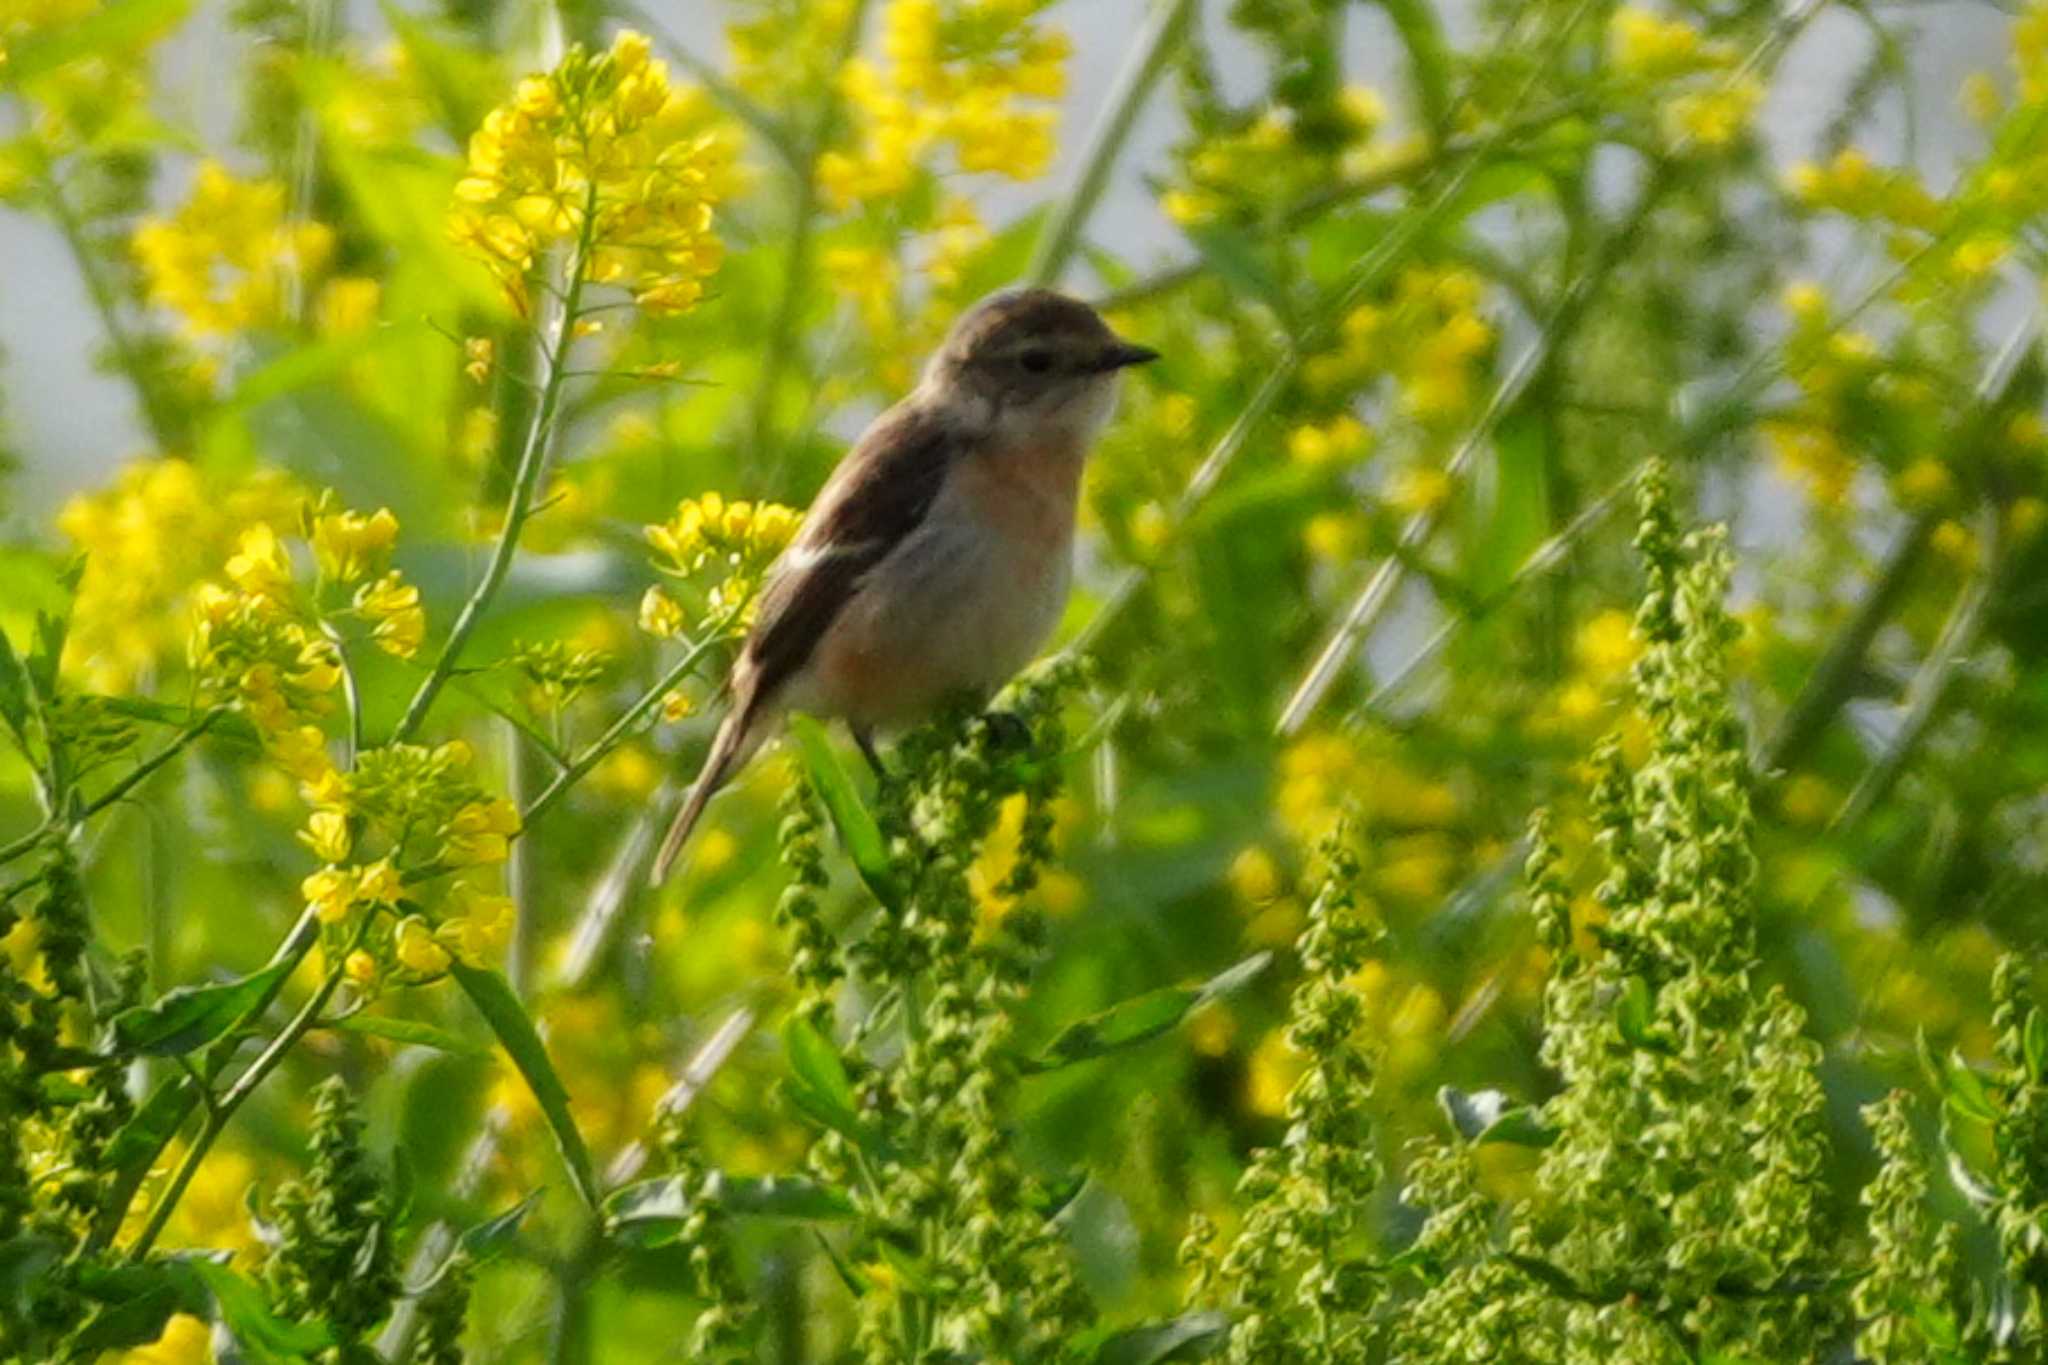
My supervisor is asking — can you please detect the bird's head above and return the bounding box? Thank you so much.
[923,287,1158,443]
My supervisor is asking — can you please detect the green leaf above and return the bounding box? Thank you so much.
[787,713,900,909]
[2,0,190,83]
[1472,408,1553,599]
[1376,0,1452,137]
[1023,952,1271,1073]
[1438,1086,1558,1147]
[0,628,30,744]
[1943,1049,1996,1125]
[1088,1311,1230,1364]
[449,962,601,1211]
[1185,224,1293,325]
[2025,1008,2047,1083]
[1501,1252,1585,1298]
[460,1190,541,1260]
[71,1263,204,1352]
[331,1012,486,1056]
[186,1258,334,1359]
[784,1016,856,1116]
[1615,975,1666,1052]
[1945,1150,1999,1208]
[605,1172,854,1247]
[109,961,293,1057]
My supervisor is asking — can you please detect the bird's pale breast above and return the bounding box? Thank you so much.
[802,437,1084,727]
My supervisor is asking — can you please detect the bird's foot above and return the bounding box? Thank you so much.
[851,725,891,781]
[979,709,1033,755]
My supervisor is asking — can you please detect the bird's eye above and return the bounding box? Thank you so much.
[1018,348,1054,374]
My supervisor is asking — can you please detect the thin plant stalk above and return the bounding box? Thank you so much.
[1026,0,1194,287]
[746,0,871,461]
[126,910,376,1261]
[0,707,226,872]
[391,189,600,745]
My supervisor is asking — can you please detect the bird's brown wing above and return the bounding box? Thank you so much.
[739,402,966,709]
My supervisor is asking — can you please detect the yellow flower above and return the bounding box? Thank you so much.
[1780,773,1834,826]
[345,950,379,985]
[395,915,451,975]
[444,798,519,866]
[354,571,425,659]
[224,524,293,600]
[1244,1027,1304,1118]
[1894,458,1955,511]
[1227,846,1284,905]
[448,31,734,316]
[1303,512,1361,563]
[310,504,398,583]
[317,276,382,336]
[441,883,516,963]
[125,1313,212,1364]
[464,335,494,384]
[302,866,355,924]
[661,689,695,723]
[299,810,352,863]
[133,161,334,339]
[1930,518,1979,570]
[818,0,1069,209]
[1663,78,1760,150]
[356,857,403,905]
[1385,465,1453,516]
[639,585,685,638]
[1607,7,1724,80]
[1572,609,1641,678]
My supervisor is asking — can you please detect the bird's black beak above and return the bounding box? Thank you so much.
[1095,341,1161,372]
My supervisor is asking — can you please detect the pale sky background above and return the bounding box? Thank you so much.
[0,1,2014,523]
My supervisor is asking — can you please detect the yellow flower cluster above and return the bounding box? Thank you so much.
[817,0,1070,208]
[2017,2,2048,103]
[57,459,303,691]
[132,162,334,338]
[1545,608,1645,730]
[1274,732,1460,849]
[1308,266,1494,423]
[725,0,860,104]
[1786,148,1940,229]
[1606,7,1734,82]
[449,30,734,317]
[1662,78,1762,150]
[190,531,343,750]
[1286,413,1371,471]
[1603,7,1758,152]
[646,491,801,581]
[1161,88,1387,229]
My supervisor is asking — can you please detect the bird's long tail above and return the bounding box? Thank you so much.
[651,708,751,885]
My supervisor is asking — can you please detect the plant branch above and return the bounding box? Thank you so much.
[521,626,731,830]
[125,910,367,1261]
[391,192,598,745]
[745,0,871,463]
[1026,0,1193,287]
[33,163,181,450]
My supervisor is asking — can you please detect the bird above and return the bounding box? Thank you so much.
[650,286,1158,883]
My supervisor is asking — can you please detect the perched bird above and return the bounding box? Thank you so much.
[651,286,1157,883]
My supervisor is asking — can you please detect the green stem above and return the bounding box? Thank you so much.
[34,163,181,451]
[1025,0,1193,287]
[125,911,371,1261]
[391,193,599,745]
[84,909,321,1254]
[1832,540,1995,830]
[0,707,224,873]
[1276,160,1675,737]
[520,626,730,829]
[745,0,870,464]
